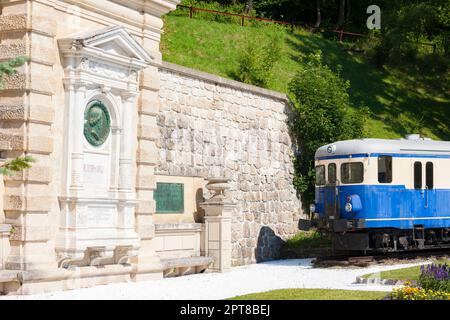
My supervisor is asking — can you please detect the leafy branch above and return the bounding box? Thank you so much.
[0,56,29,90]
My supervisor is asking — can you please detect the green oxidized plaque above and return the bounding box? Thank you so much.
[154,183,184,214]
[84,100,111,147]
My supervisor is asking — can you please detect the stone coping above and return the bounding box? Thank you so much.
[155,222,203,231]
[160,61,289,102]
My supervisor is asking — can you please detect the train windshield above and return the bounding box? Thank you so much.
[328,163,337,184]
[315,165,326,185]
[341,162,364,184]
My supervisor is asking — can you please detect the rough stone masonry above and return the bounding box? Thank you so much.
[157,62,303,266]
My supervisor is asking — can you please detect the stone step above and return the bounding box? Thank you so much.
[162,256,214,269]
[161,256,214,277]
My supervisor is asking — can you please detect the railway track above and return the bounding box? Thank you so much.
[313,248,450,267]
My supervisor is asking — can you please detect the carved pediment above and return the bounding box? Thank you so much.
[59,26,153,69]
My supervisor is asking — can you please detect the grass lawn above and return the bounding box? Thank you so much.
[229,289,388,300]
[161,13,450,140]
[362,259,450,281]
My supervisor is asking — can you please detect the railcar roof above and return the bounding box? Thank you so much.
[315,138,450,159]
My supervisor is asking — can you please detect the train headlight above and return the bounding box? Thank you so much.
[345,202,353,213]
[309,203,316,213]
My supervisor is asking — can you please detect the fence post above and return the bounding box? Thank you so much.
[189,6,193,18]
[339,30,344,42]
[241,15,245,26]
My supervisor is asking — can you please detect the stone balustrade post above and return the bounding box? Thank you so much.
[0,224,11,270]
[200,178,236,273]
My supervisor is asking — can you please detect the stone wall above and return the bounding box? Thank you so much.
[157,62,303,266]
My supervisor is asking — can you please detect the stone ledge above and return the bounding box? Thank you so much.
[161,61,289,102]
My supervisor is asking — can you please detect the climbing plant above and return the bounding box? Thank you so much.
[0,56,35,175]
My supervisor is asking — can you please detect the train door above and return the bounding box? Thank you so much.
[413,161,436,218]
[324,163,339,219]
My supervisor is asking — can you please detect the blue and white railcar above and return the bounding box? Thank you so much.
[311,135,450,251]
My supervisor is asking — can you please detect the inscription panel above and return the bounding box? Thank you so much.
[154,183,184,214]
[86,206,115,227]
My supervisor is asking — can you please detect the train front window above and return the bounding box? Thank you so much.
[315,165,325,186]
[328,163,337,184]
[378,156,392,183]
[341,162,364,184]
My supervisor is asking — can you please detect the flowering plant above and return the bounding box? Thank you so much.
[419,263,450,292]
[385,287,450,300]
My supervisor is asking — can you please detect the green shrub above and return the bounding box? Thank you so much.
[235,37,280,88]
[288,51,368,204]
[284,231,331,249]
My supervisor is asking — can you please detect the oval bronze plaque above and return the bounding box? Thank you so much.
[83,100,111,147]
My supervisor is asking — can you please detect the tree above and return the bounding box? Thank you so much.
[0,56,35,175]
[288,51,368,205]
[335,0,346,29]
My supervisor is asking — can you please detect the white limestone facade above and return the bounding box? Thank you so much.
[0,0,302,295]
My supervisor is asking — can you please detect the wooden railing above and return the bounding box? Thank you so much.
[176,4,437,51]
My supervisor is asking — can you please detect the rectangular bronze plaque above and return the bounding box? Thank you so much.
[154,182,184,214]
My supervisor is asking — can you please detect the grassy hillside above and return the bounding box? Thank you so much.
[161,15,450,140]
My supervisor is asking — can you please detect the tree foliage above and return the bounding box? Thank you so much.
[288,51,368,205]
[235,37,280,87]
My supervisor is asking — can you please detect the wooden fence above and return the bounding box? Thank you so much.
[176,4,437,51]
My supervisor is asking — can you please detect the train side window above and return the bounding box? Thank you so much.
[328,163,337,184]
[414,162,422,189]
[426,162,434,189]
[378,156,392,183]
[315,165,326,186]
[341,162,364,184]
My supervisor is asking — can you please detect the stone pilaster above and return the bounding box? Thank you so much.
[0,2,58,271]
[200,178,235,272]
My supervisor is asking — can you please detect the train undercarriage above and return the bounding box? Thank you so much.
[320,221,450,252]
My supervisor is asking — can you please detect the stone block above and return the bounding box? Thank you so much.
[0,103,54,124]
[138,124,159,141]
[0,43,26,60]
[3,195,52,212]
[0,14,27,32]
[4,165,52,184]
[28,136,53,154]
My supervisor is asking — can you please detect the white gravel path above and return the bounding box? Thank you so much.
[1,259,428,300]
